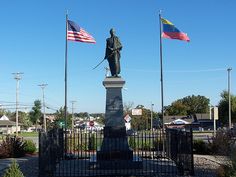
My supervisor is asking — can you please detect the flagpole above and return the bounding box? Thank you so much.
[64,11,68,157]
[65,13,68,131]
[159,10,165,155]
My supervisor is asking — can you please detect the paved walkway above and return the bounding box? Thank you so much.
[194,154,231,165]
[0,154,231,177]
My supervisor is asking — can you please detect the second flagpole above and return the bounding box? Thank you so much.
[159,11,165,155]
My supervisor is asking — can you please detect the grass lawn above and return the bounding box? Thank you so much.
[193,130,214,134]
[18,132,39,137]
[0,132,39,138]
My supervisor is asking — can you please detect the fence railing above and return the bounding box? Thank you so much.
[39,128,194,177]
[166,127,194,175]
[39,128,63,177]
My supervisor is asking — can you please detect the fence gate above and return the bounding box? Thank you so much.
[39,128,194,177]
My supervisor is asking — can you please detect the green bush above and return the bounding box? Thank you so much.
[76,143,88,151]
[0,136,25,158]
[129,136,136,150]
[88,134,96,150]
[153,139,163,151]
[23,140,36,154]
[3,160,24,177]
[140,141,151,151]
[193,139,210,155]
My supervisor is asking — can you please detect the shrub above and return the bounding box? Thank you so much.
[193,139,210,155]
[215,129,236,177]
[76,143,88,151]
[140,141,151,151]
[153,139,163,151]
[3,160,24,177]
[129,136,136,150]
[209,129,236,156]
[0,136,25,158]
[88,134,96,150]
[23,140,36,154]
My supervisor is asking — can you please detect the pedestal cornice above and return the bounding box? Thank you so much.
[103,77,125,88]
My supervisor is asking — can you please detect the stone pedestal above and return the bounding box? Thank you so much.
[97,77,133,160]
[96,77,142,169]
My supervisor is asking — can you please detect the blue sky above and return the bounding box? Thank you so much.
[0,0,235,113]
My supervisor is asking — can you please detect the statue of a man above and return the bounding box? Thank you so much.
[104,28,122,77]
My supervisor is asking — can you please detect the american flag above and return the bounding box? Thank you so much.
[67,20,96,43]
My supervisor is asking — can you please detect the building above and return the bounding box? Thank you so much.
[163,114,216,130]
[0,115,20,134]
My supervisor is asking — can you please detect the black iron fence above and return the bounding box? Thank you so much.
[39,128,64,177]
[39,128,194,177]
[166,128,194,176]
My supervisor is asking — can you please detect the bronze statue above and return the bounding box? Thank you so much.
[104,28,122,77]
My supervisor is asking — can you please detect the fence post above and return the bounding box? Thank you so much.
[190,127,195,175]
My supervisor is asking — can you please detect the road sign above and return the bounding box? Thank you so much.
[211,107,219,120]
[59,121,65,127]
[89,121,94,127]
[124,114,131,122]
[132,109,142,115]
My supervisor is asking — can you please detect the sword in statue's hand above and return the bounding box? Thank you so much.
[92,58,106,70]
[92,49,117,70]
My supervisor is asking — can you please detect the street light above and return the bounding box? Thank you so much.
[12,72,23,136]
[227,68,232,129]
[38,84,48,132]
[71,101,76,132]
[151,103,154,131]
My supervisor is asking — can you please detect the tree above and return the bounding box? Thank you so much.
[74,112,89,118]
[131,105,158,131]
[123,101,134,115]
[165,95,210,116]
[218,90,236,125]
[29,100,42,128]
[182,95,209,115]
[90,113,105,124]
[16,111,32,129]
[3,160,24,177]
[0,109,13,118]
[164,101,188,116]
[53,107,72,128]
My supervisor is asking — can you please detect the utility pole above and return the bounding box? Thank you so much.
[151,103,154,131]
[12,72,23,136]
[71,101,76,132]
[38,84,48,132]
[227,68,232,129]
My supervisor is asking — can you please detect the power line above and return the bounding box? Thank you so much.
[123,68,226,73]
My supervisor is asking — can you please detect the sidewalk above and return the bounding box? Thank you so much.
[194,154,231,165]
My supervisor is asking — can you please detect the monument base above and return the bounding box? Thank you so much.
[90,155,142,169]
[97,126,133,160]
[95,77,142,169]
